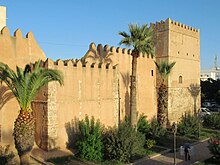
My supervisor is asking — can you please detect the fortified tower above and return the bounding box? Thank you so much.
[0,6,6,30]
[153,18,200,123]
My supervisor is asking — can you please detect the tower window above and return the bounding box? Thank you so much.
[179,76,183,84]
[178,51,180,54]
[151,70,154,76]
[187,53,188,56]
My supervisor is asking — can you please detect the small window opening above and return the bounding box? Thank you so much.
[151,70,154,76]
[98,63,102,68]
[106,63,110,69]
[179,76,183,84]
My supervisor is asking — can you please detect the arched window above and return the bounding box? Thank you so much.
[179,76,183,84]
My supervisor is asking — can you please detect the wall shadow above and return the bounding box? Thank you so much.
[0,85,14,111]
[81,46,114,66]
[65,117,80,151]
[188,84,200,115]
[121,72,130,118]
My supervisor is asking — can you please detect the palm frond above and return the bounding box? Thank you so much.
[155,61,176,82]
[0,61,64,111]
[119,23,155,56]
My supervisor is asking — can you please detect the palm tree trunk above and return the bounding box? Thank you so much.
[130,51,138,127]
[19,152,31,165]
[13,110,35,165]
[157,84,168,126]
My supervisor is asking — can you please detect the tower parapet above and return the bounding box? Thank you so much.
[151,18,200,38]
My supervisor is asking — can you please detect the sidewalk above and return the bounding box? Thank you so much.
[134,139,212,165]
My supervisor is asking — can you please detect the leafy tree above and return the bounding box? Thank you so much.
[119,24,155,127]
[201,79,220,104]
[155,61,175,126]
[0,61,63,165]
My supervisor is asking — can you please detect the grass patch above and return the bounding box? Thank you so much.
[157,128,220,150]
[157,131,197,149]
[200,128,220,139]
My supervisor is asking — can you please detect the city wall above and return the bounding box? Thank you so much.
[36,43,156,150]
[0,27,156,150]
[0,17,200,151]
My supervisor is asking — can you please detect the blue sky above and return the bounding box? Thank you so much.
[0,0,219,69]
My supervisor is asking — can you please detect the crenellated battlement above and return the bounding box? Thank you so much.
[150,20,166,32]
[0,26,46,68]
[88,42,155,56]
[88,42,133,56]
[169,18,199,32]
[0,26,37,40]
[151,18,200,33]
[42,57,117,70]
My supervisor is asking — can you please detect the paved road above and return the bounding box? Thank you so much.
[134,140,212,165]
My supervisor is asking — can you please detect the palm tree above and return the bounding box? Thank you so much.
[119,24,155,127]
[0,61,63,165]
[155,61,175,126]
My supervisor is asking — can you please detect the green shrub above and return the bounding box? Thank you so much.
[149,118,166,139]
[177,112,200,138]
[0,145,15,165]
[76,115,103,162]
[145,139,156,149]
[137,114,150,136]
[208,135,220,157]
[103,120,145,163]
[203,113,220,129]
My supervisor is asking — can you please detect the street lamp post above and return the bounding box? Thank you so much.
[172,122,177,165]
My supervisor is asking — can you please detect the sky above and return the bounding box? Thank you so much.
[0,0,219,69]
